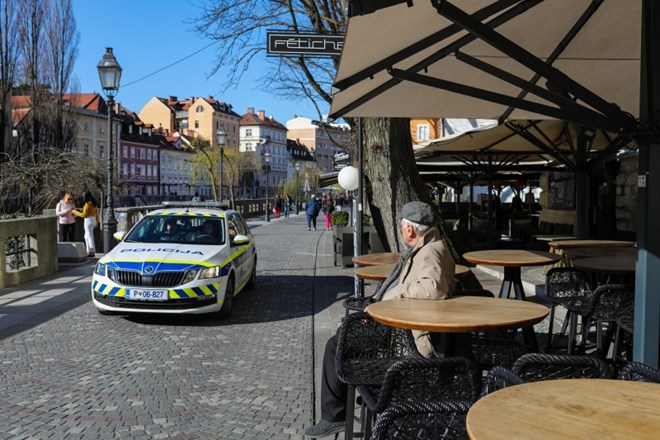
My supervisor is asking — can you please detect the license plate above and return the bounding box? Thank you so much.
[127,289,168,301]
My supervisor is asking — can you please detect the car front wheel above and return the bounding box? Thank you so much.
[245,258,257,290]
[215,276,234,319]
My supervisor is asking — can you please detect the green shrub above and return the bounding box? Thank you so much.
[362,214,371,225]
[331,210,349,226]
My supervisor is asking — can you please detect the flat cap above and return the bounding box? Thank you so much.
[397,201,435,226]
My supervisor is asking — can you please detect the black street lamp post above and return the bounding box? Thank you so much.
[216,126,226,202]
[295,161,301,215]
[97,47,122,254]
[263,150,271,222]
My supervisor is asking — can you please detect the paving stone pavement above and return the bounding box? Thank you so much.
[0,213,344,439]
[0,211,558,439]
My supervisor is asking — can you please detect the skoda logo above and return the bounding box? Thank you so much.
[145,266,154,273]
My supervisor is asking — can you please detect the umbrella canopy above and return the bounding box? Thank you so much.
[331,0,639,135]
[415,119,627,167]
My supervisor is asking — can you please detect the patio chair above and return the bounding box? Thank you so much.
[544,267,593,354]
[580,284,635,359]
[612,298,635,365]
[371,400,472,440]
[343,296,375,317]
[454,289,527,369]
[479,366,525,398]
[335,311,419,439]
[357,356,480,439]
[511,353,612,382]
[617,361,660,383]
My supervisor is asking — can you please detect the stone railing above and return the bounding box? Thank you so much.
[115,199,270,233]
[0,215,58,289]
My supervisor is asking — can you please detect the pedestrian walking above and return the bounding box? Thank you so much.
[55,191,76,242]
[284,194,293,218]
[73,191,99,257]
[273,194,283,218]
[322,194,334,230]
[305,194,320,230]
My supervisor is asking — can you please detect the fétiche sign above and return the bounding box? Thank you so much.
[267,32,344,57]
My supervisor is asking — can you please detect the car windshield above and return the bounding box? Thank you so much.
[124,215,226,245]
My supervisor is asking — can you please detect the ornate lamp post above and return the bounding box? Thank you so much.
[263,150,271,222]
[295,161,301,215]
[216,126,227,202]
[97,47,122,254]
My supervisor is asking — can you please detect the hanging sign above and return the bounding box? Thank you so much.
[267,32,344,57]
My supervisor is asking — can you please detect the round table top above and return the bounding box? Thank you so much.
[353,264,471,281]
[463,250,561,268]
[467,379,660,440]
[571,255,636,274]
[364,296,548,333]
[547,239,636,249]
[563,246,637,260]
[351,252,400,266]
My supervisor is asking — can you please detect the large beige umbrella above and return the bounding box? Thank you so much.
[330,0,658,367]
[331,0,639,133]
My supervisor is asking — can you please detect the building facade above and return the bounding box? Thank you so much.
[285,116,352,175]
[239,108,288,198]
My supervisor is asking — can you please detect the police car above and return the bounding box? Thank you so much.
[91,207,257,318]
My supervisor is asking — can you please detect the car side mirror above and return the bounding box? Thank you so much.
[232,234,250,245]
[113,231,125,241]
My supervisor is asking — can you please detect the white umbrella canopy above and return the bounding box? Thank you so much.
[414,119,627,164]
[330,0,640,133]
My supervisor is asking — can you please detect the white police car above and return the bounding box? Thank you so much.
[92,207,256,318]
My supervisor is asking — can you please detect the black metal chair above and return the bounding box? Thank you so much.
[544,267,593,353]
[618,361,660,383]
[479,366,525,397]
[581,284,635,359]
[335,311,419,440]
[343,296,375,317]
[357,356,480,439]
[612,298,635,365]
[371,400,472,440]
[455,289,527,369]
[511,353,612,381]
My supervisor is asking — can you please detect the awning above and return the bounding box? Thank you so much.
[415,119,629,169]
[331,0,639,135]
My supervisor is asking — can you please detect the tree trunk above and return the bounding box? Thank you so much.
[362,117,482,290]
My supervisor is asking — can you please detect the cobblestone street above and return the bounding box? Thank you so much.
[0,214,334,439]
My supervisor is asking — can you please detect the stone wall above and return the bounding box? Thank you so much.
[0,215,58,289]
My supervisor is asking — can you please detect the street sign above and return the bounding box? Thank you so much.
[334,151,350,163]
[267,32,344,57]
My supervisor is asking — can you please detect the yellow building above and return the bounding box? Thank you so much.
[138,95,240,149]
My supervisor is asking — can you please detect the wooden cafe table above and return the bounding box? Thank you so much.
[353,263,471,282]
[562,245,637,261]
[365,296,548,333]
[546,239,636,271]
[351,252,400,266]
[463,250,561,300]
[572,255,637,276]
[467,379,660,440]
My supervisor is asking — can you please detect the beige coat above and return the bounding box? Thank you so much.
[381,226,456,357]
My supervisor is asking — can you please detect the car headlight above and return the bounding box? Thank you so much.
[181,269,199,284]
[199,266,221,279]
[94,262,106,276]
[94,263,116,281]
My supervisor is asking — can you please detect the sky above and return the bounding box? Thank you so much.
[71,0,323,123]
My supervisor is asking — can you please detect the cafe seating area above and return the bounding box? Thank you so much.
[336,234,654,439]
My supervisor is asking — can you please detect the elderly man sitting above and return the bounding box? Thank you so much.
[304,201,456,438]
